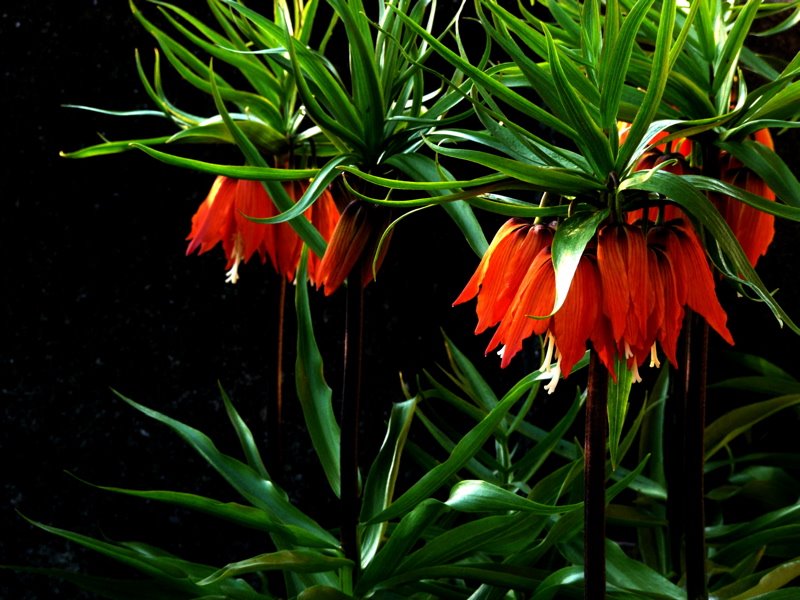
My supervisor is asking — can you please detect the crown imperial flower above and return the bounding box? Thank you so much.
[456,216,734,392]
[186,176,339,284]
[316,200,393,296]
[714,129,776,267]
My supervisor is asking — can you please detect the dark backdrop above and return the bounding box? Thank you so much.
[3,2,800,598]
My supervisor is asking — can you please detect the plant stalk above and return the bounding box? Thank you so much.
[584,350,608,600]
[685,316,709,600]
[272,276,287,474]
[340,276,364,570]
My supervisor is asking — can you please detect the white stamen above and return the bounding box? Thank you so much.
[631,360,642,384]
[544,354,562,395]
[649,344,661,369]
[540,331,556,372]
[225,235,244,284]
[624,341,634,360]
[497,346,506,359]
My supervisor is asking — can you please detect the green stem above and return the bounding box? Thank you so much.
[584,350,608,600]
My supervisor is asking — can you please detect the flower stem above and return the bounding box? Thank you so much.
[685,316,709,600]
[340,277,364,570]
[272,277,287,473]
[668,312,709,598]
[584,350,608,600]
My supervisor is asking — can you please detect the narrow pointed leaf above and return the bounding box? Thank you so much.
[607,356,635,469]
[550,209,609,315]
[112,391,338,548]
[545,27,613,177]
[705,394,800,459]
[295,252,341,497]
[198,551,352,586]
[360,397,418,568]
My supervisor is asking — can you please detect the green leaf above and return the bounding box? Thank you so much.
[219,385,270,480]
[198,551,352,585]
[444,480,582,514]
[550,209,609,315]
[683,174,800,221]
[360,397,418,569]
[388,4,576,139]
[20,518,219,596]
[705,394,800,459]
[367,369,543,523]
[712,0,761,104]
[716,139,800,208]
[512,387,583,483]
[615,0,676,172]
[532,566,583,600]
[385,153,489,256]
[607,356,635,469]
[112,391,339,548]
[72,481,288,537]
[295,251,341,497]
[130,143,317,180]
[711,525,800,567]
[605,540,684,598]
[442,332,500,413]
[60,136,173,159]
[298,586,353,600]
[431,146,604,195]
[544,26,613,177]
[598,0,654,134]
[327,0,384,155]
[356,499,446,595]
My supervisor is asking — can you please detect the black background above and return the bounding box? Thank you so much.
[3,2,800,598]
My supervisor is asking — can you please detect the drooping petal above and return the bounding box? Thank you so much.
[186,176,239,258]
[653,220,734,345]
[551,254,603,377]
[597,224,648,351]
[232,179,279,266]
[646,243,684,366]
[454,218,527,305]
[306,187,342,285]
[316,200,389,296]
[455,220,554,334]
[716,129,776,267]
[487,246,555,368]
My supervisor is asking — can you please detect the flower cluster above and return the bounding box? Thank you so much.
[455,217,734,392]
[622,123,777,267]
[715,128,776,267]
[316,200,393,296]
[186,176,340,284]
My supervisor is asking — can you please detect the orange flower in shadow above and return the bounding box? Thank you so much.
[619,122,691,224]
[316,200,393,296]
[715,129,776,267]
[186,176,339,284]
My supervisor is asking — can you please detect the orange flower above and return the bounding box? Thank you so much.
[454,219,554,333]
[316,200,392,296]
[715,129,776,266]
[457,217,734,391]
[648,220,734,347]
[619,122,690,224]
[186,176,339,284]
